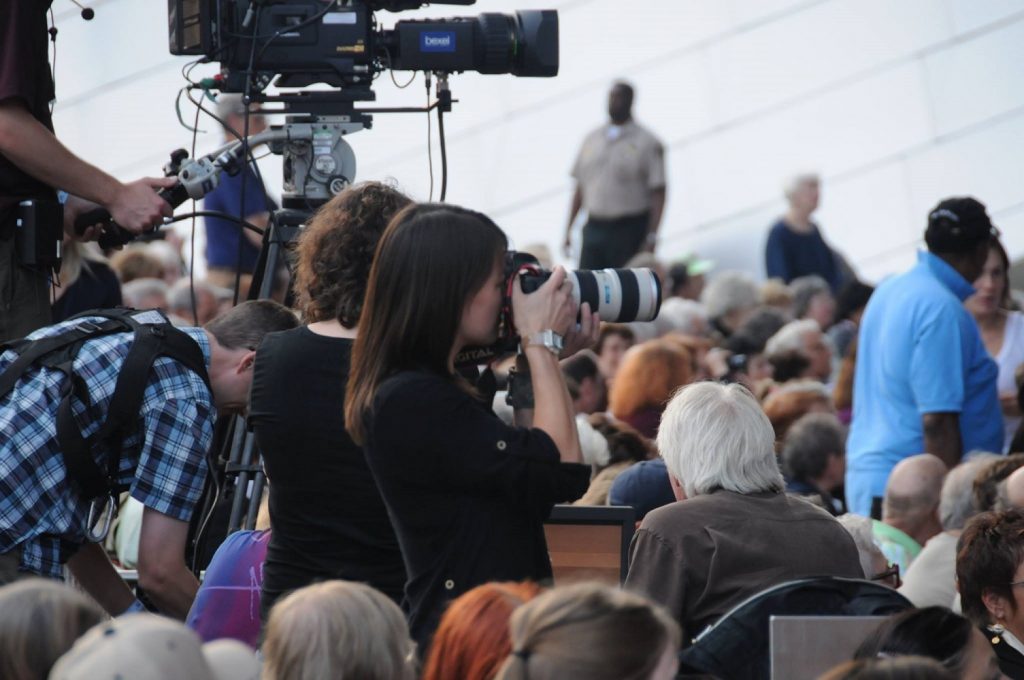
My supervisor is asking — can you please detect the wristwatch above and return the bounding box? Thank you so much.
[525,329,564,356]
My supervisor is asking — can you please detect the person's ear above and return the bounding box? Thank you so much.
[668,472,687,502]
[237,350,257,375]
[982,588,1010,624]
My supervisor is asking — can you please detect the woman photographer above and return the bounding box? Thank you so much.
[249,182,412,625]
[345,203,595,652]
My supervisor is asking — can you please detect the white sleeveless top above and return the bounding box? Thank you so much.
[996,311,1024,451]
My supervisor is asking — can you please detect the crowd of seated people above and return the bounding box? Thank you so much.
[2,174,1023,680]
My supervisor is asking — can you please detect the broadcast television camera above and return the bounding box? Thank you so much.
[168,0,559,96]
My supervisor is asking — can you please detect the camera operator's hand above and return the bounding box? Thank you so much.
[560,301,600,359]
[512,266,577,339]
[107,177,176,234]
[63,195,105,242]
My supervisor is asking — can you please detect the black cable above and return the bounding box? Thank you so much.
[233,4,262,307]
[167,211,264,235]
[48,8,57,115]
[426,76,434,200]
[188,91,203,325]
[438,102,448,202]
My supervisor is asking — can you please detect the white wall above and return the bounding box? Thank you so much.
[51,0,1024,283]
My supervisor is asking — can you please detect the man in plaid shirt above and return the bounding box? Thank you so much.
[0,300,296,619]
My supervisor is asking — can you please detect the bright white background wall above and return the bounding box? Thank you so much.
[51,0,1024,284]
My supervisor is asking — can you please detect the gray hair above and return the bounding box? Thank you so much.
[836,514,884,578]
[790,275,831,320]
[657,298,707,336]
[701,271,758,321]
[940,453,1002,529]
[781,412,845,482]
[166,279,216,314]
[783,172,820,200]
[121,278,169,308]
[765,319,819,357]
[658,382,784,498]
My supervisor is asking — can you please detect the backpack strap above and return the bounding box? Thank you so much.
[1,309,211,501]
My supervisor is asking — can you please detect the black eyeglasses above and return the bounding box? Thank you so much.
[872,563,901,589]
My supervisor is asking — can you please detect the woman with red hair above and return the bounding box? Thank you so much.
[422,582,543,680]
[608,339,693,439]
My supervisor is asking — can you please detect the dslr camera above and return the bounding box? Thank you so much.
[458,252,662,365]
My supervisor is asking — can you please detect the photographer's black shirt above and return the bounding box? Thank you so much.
[364,368,591,652]
[249,327,407,621]
[0,0,57,227]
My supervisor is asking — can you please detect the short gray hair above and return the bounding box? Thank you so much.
[701,271,758,321]
[657,298,707,336]
[783,172,820,200]
[781,412,845,482]
[790,275,831,320]
[836,514,884,578]
[940,453,1001,530]
[658,382,784,498]
[765,319,819,357]
[121,278,168,308]
[166,279,215,314]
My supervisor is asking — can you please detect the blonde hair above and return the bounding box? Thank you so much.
[494,583,680,680]
[261,581,414,680]
[57,240,108,290]
[0,579,105,680]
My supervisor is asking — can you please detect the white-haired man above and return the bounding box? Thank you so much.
[764,173,842,292]
[624,382,861,642]
[765,319,833,383]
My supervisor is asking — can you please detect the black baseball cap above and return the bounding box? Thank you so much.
[925,196,1000,253]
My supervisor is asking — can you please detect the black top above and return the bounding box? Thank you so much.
[365,369,591,650]
[989,628,1024,680]
[764,219,841,292]
[0,1,57,225]
[249,326,406,621]
[51,262,122,322]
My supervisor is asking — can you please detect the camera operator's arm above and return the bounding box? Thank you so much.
[513,267,581,464]
[136,506,200,620]
[0,100,173,236]
[563,184,583,258]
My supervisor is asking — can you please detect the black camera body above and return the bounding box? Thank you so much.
[456,251,663,366]
[168,0,557,95]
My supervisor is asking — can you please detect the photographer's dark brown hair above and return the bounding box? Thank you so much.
[345,203,507,444]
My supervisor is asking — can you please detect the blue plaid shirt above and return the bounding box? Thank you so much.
[0,314,215,578]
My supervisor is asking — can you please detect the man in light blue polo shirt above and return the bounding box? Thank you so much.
[846,197,1002,517]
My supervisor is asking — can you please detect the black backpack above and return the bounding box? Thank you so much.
[678,577,912,680]
[0,308,211,502]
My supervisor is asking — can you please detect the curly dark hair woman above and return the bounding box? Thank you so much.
[249,181,413,626]
[292,181,412,325]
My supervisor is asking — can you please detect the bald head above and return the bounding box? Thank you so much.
[1005,467,1024,510]
[883,454,947,526]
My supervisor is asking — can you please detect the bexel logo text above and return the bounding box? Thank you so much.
[420,31,456,52]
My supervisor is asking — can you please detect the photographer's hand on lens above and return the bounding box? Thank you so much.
[107,177,176,234]
[512,265,577,340]
[560,301,600,359]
